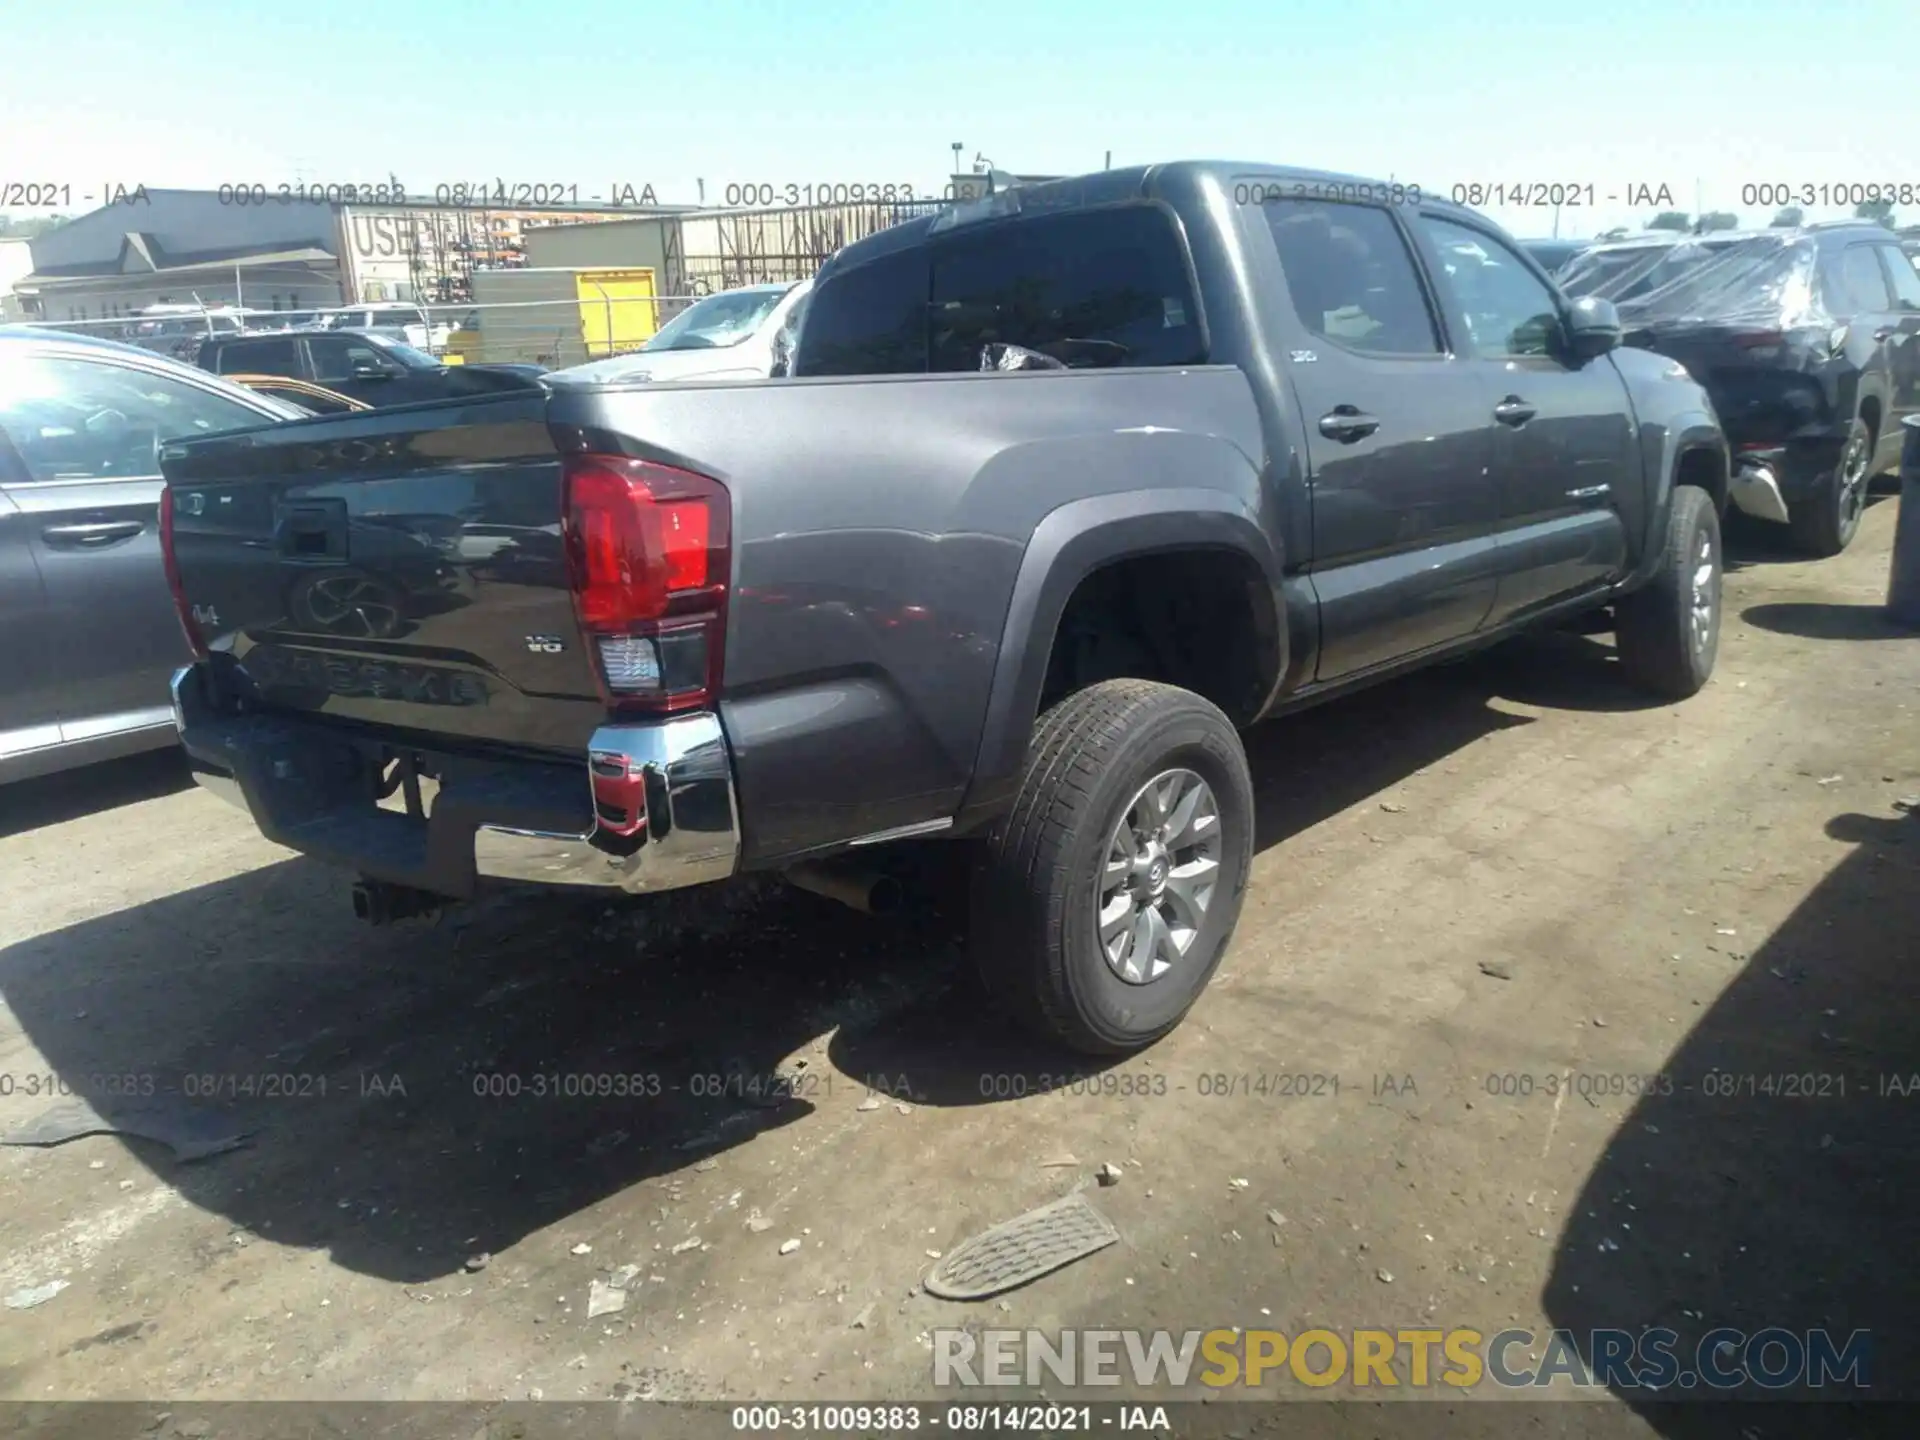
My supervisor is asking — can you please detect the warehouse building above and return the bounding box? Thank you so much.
[20,189,695,324]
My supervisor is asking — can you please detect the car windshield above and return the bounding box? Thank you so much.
[642,288,787,352]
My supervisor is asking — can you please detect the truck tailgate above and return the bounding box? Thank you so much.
[159,393,606,757]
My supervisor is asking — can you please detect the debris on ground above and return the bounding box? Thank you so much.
[1376,1269,1395,1284]
[1041,1154,1079,1168]
[587,1280,627,1318]
[670,1236,701,1255]
[923,1193,1120,1301]
[746,1213,774,1233]
[2,1098,248,1163]
[609,1265,641,1288]
[4,1280,69,1310]
[1379,801,1407,813]
[851,1302,876,1329]
[1096,1162,1123,1187]
[1478,961,1514,980]
[1267,1210,1288,1228]
[463,1253,491,1273]
[1230,1177,1250,1189]
[857,1096,883,1112]
[569,1243,593,1256]
[779,1239,802,1255]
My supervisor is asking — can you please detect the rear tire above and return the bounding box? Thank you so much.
[971,679,1254,1055]
[1615,485,1721,700]
[1787,416,1872,557]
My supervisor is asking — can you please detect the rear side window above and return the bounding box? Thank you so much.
[217,337,300,375]
[792,249,928,376]
[1258,199,1440,356]
[1827,245,1893,314]
[1875,245,1920,309]
[927,206,1204,371]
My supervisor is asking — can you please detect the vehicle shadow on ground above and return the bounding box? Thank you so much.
[1722,494,1895,573]
[0,628,1674,1283]
[1741,602,1913,642]
[835,633,1660,1097]
[1542,805,1920,1427]
[0,748,194,841]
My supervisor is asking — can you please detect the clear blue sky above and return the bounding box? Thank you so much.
[4,0,1915,236]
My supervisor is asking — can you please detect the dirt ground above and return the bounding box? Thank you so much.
[1,496,1916,1434]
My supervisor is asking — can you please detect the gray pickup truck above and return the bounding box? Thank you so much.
[161,161,1730,1055]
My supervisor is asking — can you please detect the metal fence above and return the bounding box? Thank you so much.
[17,293,756,369]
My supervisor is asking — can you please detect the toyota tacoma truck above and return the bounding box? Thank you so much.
[161,161,1730,1055]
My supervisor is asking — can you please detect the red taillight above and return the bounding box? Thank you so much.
[561,453,730,715]
[157,486,209,660]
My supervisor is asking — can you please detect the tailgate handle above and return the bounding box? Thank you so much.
[274,499,349,561]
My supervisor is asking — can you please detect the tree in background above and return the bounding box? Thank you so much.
[1647,211,1691,232]
[1771,206,1804,227]
[0,214,69,239]
[1695,212,1739,233]
[1854,199,1897,228]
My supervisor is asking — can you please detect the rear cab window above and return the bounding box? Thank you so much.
[215,337,302,375]
[928,206,1206,371]
[793,202,1205,376]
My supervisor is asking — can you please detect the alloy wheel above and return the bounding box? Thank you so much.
[1097,767,1223,985]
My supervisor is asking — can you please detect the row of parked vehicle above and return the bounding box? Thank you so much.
[5,161,1918,1058]
[1524,226,1920,556]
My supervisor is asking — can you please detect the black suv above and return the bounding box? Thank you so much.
[1562,223,1920,555]
[196,329,546,409]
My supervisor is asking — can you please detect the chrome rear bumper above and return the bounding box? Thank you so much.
[473,714,740,893]
[171,666,739,897]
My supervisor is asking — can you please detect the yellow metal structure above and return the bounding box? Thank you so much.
[460,267,660,367]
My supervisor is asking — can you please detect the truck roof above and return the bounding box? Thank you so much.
[822,159,1474,274]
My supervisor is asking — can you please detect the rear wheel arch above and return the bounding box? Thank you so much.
[957,493,1284,828]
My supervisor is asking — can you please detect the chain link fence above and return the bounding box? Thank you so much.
[14,294,717,369]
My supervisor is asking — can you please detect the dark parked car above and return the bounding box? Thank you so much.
[195,329,547,409]
[0,328,305,782]
[161,160,1729,1054]
[1564,223,1920,555]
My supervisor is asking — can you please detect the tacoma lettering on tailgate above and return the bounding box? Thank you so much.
[245,647,489,707]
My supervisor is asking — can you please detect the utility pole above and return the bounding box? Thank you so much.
[951,142,963,198]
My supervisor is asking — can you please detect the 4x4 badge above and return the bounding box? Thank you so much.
[524,635,566,654]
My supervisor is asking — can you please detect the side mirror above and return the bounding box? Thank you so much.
[1563,295,1623,358]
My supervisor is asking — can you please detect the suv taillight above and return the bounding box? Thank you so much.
[157,486,209,660]
[561,453,730,716]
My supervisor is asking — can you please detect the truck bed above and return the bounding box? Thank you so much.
[160,366,1269,865]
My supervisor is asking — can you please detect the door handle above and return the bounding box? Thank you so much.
[1493,397,1537,426]
[42,519,145,547]
[1317,406,1380,443]
[1565,484,1612,503]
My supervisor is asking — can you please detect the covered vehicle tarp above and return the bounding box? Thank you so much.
[1562,233,1828,334]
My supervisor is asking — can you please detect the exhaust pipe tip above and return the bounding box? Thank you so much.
[784,861,903,916]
